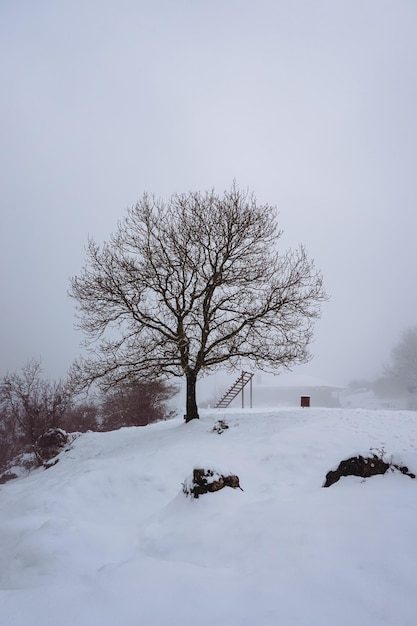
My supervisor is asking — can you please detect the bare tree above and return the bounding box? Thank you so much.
[0,359,70,447]
[69,184,327,421]
[386,327,417,407]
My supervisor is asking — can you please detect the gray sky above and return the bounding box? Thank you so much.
[1,0,416,386]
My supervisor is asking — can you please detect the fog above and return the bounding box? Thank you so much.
[1,0,416,387]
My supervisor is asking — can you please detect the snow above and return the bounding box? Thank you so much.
[1,407,417,625]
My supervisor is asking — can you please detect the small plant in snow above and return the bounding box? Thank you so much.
[212,419,229,434]
[369,446,387,462]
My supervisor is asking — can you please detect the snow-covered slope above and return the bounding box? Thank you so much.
[1,407,417,626]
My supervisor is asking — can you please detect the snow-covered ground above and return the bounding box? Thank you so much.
[1,407,417,626]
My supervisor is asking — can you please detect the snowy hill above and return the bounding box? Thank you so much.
[1,407,417,626]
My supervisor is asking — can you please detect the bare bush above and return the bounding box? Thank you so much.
[0,360,71,464]
[60,401,99,433]
[99,380,177,431]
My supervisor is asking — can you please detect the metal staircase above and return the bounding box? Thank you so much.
[215,371,254,409]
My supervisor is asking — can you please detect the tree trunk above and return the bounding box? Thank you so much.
[185,371,199,422]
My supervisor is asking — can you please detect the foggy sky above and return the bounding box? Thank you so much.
[1,0,416,386]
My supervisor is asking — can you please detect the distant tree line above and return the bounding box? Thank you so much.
[0,359,177,472]
[348,326,417,409]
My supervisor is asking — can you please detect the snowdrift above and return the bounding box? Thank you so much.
[1,407,417,626]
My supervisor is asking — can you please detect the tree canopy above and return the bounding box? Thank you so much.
[69,184,327,421]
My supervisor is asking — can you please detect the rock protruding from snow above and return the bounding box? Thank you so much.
[36,428,68,462]
[323,454,416,487]
[182,468,243,498]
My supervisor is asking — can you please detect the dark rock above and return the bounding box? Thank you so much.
[0,471,18,485]
[36,428,68,462]
[394,464,415,479]
[324,454,415,487]
[183,468,243,498]
[223,475,241,489]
